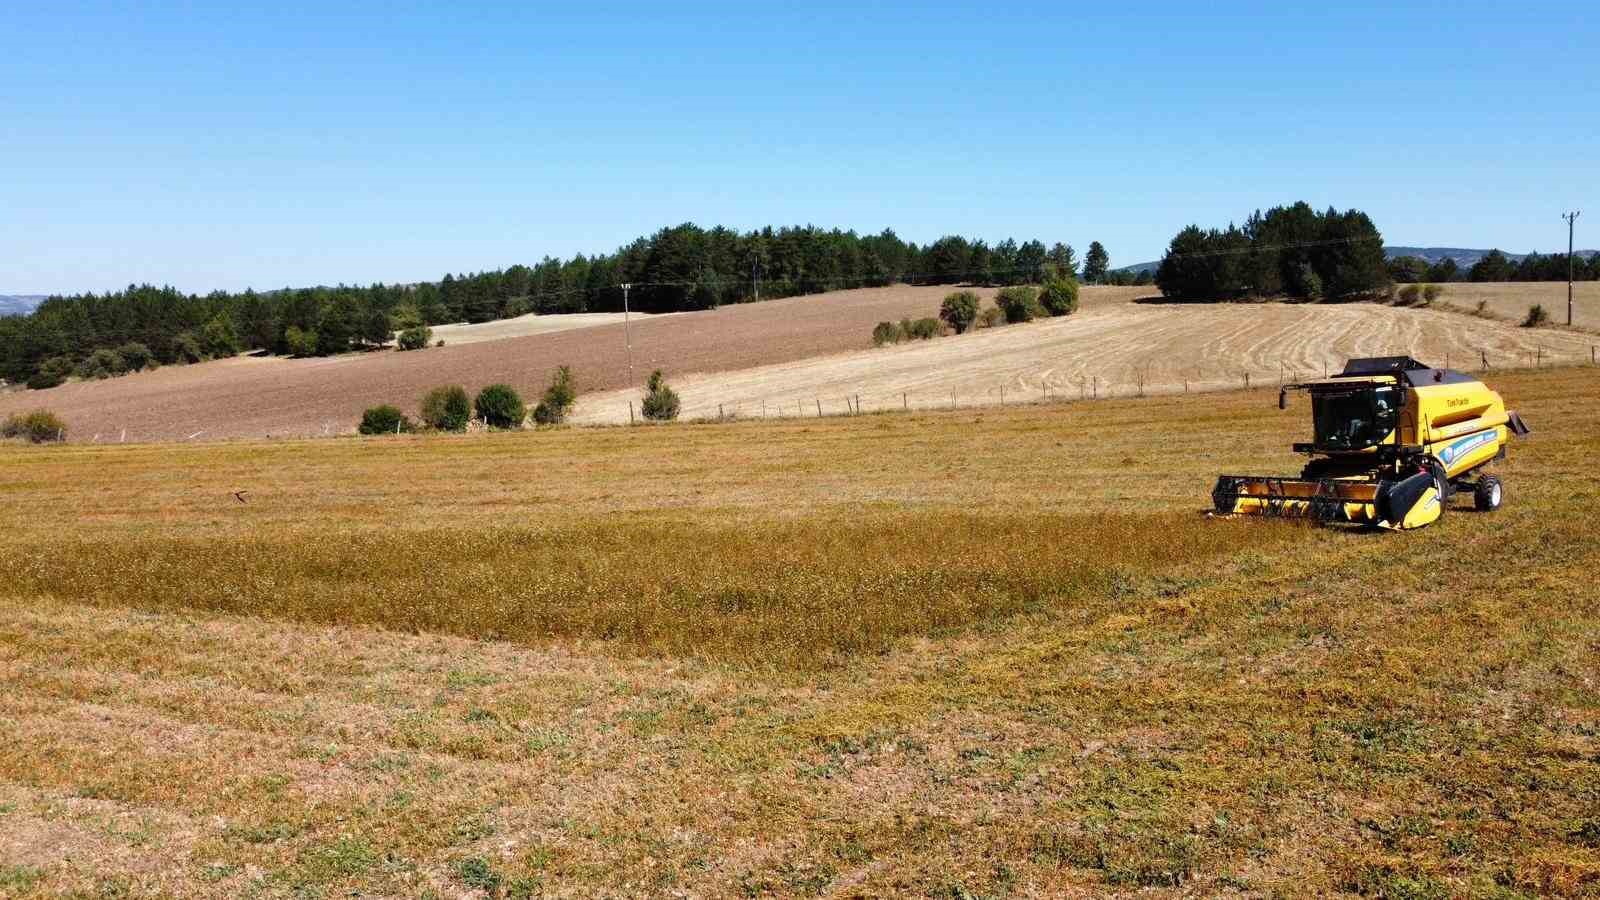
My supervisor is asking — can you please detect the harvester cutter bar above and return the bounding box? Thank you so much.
[1212,474,1371,523]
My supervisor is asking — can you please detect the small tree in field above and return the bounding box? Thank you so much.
[358,404,414,435]
[995,286,1043,323]
[939,291,980,334]
[1039,277,1079,316]
[421,384,472,431]
[397,325,432,351]
[532,366,576,425]
[1522,304,1550,328]
[2,409,67,443]
[872,321,902,346]
[27,357,73,390]
[474,384,526,429]
[641,370,680,421]
[1422,283,1444,304]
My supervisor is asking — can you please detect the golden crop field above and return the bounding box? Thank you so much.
[1,367,1598,897]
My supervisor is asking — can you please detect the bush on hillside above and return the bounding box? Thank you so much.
[1397,284,1422,306]
[939,291,980,334]
[641,370,680,421]
[358,404,415,435]
[173,331,206,364]
[284,326,319,358]
[117,342,154,371]
[421,384,472,431]
[76,348,127,380]
[907,317,942,339]
[474,383,526,429]
[872,321,902,346]
[532,366,576,425]
[2,409,67,443]
[978,306,1005,329]
[26,357,74,390]
[202,314,242,358]
[1422,283,1444,304]
[1039,277,1079,316]
[995,286,1044,323]
[397,325,432,351]
[1523,304,1550,328]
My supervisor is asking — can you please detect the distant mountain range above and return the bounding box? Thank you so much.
[1118,246,1599,275]
[0,295,47,316]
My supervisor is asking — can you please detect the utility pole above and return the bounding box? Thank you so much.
[1563,211,1581,326]
[621,283,635,387]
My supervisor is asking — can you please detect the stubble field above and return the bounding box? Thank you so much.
[1,366,1597,897]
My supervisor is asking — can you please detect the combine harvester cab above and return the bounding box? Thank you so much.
[1212,356,1529,530]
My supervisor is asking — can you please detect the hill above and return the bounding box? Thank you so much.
[0,294,45,316]
[4,282,1594,441]
[1118,246,1600,275]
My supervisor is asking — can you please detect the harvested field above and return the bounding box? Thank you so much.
[571,299,1598,423]
[418,310,675,346]
[1,368,1597,897]
[1431,281,1600,330]
[0,284,1009,443]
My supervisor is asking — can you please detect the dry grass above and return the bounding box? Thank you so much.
[1433,281,1600,331]
[1,368,1597,897]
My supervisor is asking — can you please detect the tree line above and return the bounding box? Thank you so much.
[1387,250,1600,284]
[0,223,1110,389]
[1155,202,1390,301]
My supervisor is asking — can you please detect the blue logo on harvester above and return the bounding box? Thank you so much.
[1440,430,1495,464]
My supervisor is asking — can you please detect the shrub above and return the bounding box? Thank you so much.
[27,356,74,390]
[641,370,680,421]
[116,342,153,371]
[1039,277,1080,316]
[397,325,432,351]
[435,339,446,348]
[202,314,241,358]
[1422,283,1444,304]
[532,366,576,425]
[872,321,902,346]
[391,305,424,330]
[284,326,319,358]
[1522,304,1550,328]
[995,286,1044,323]
[1397,284,1422,306]
[978,306,1005,328]
[421,385,472,432]
[76,348,127,380]
[1474,299,1490,317]
[474,383,526,429]
[905,317,943,340]
[2,409,66,443]
[358,404,414,435]
[939,291,980,334]
[173,331,206,364]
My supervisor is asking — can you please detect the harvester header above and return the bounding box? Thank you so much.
[1213,357,1528,530]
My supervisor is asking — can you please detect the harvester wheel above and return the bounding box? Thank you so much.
[1474,475,1503,512]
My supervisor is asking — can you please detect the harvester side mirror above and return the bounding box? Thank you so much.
[1278,388,1288,410]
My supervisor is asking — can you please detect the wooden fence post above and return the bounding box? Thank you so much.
[816,398,822,417]
[628,401,634,424]
[902,392,908,411]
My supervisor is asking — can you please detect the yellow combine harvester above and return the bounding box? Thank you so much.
[1212,357,1530,530]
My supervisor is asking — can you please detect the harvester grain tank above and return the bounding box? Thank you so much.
[1211,357,1529,530]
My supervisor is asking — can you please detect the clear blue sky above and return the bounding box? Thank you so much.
[3,1,1596,295]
